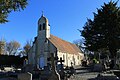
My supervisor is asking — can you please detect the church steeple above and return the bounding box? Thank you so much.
[38,13,50,38]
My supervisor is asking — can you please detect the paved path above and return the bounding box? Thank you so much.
[68,66,119,80]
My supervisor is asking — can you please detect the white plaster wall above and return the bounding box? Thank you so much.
[57,51,84,67]
[57,51,73,67]
[57,51,67,66]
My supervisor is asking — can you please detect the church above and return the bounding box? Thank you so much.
[28,14,84,68]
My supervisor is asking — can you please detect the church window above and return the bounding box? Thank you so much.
[45,39,48,44]
[77,56,79,60]
[72,56,74,61]
[39,24,42,31]
[43,23,46,30]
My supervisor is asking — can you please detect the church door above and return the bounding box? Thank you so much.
[39,56,45,68]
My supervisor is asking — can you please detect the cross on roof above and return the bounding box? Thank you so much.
[41,11,44,17]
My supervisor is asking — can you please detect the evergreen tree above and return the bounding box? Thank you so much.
[81,1,120,59]
[0,0,28,23]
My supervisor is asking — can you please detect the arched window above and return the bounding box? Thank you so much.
[39,24,42,31]
[43,23,46,30]
[77,56,79,60]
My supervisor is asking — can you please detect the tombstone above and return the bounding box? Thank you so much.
[93,63,103,72]
[23,58,28,66]
[48,53,61,80]
[21,64,34,73]
[57,57,64,70]
[82,60,87,67]
[18,72,32,80]
[113,70,120,78]
[71,62,73,67]
[0,65,4,71]
[57,57,66,80]
[69,66,76,76]
[110,60,114,69]
[39,66,51,80]
[32,64,41,79]
[33,64,40,71]
[43,66,51,75]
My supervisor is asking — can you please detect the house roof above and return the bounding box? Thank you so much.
[48,34,82,55]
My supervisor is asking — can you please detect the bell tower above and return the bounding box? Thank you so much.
[38,13,50,39]
[36,13,50,68]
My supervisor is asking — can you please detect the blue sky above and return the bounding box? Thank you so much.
[0,0,119,47]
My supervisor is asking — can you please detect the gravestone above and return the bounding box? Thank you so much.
[71,62,73,67]
[58,57,64,70]
[48,53,61,80]
[113,70,120,78]
[93,63,103,72]
[39,66,51,80]
[44,66,51,75]
[21,64,34,73]
[18,72,32,80]
[58,57,66,79]
[32,64,41,79]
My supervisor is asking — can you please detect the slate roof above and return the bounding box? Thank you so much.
[48,34,82,55]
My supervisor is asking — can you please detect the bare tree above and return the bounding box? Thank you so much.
[0,40,5,55]
[23,40,32,56]
[73,39,85,52]
[6,41,20,55]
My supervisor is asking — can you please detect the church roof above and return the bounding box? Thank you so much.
[38,15,48,24]
[48,35,82,55]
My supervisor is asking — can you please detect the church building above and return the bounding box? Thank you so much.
[28,14,84,68]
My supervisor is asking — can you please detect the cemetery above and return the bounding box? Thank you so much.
[1,0,120,80]
[0,52,120,80]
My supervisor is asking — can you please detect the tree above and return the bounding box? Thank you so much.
[23,40,31,56]
[6,41,20,55]
[0,0,28,23]
[0,39,5,55]
[73,39,84,50]
[81,1,120,60]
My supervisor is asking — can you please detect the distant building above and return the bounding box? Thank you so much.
[28,14,84,68]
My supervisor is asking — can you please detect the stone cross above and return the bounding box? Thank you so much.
[58,57,64,70]
[48,53,60,80]
[58,57,66,80]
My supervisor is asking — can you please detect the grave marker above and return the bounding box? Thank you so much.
[18,72,32,80]
[48,53,61,80]
[58,57,64,70]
